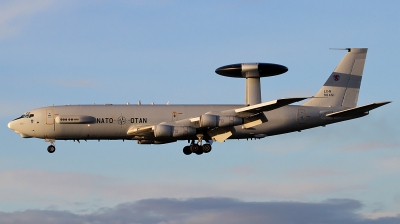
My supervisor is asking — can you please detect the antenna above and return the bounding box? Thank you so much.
[215,63,287,105]
[329,48,351,52]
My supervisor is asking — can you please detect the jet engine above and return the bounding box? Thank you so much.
[200,114,243,128]
[154,125,196,138]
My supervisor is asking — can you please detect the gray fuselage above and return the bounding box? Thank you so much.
[9,104,359,142]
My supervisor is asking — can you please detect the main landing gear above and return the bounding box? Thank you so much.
[183,135,212,155]
[183,143,212,155]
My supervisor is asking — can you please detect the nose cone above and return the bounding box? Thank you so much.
[8,120,17,131]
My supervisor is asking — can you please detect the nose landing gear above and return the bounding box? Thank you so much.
[45,139,56,153]
[47,145,56,153]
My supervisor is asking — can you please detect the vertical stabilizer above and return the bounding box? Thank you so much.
[302,48,367,108]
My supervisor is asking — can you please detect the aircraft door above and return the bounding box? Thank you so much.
[46,109,54,125]
[29,114,35,132]
[297,109,307,124]
[172,112,182,121]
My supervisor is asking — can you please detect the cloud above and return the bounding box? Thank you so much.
[0,169,363,211]
[378,156,400,172]
[0,197,399,224]
[363,212,400,220]
[0,0,54,40]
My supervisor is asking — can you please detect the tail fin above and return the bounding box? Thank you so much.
[302,48,368,108]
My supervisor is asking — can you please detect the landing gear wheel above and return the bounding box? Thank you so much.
[203,144,212,153]
[47,145,55,153]
[195,146,204,155]
[190,144,199,153]
[183,146,192,155]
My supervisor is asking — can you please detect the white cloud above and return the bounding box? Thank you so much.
[0,0,54,40]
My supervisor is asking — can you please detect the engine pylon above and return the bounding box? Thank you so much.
[215,63,288,105]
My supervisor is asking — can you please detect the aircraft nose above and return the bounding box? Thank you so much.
[8,121,14,130]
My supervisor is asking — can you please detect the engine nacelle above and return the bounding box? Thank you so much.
[218,116,243,127]
[200,114,219,127]
[154,125,196,138]
[200,114,243,128]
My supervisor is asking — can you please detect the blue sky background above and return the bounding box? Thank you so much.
[0,0,399,223]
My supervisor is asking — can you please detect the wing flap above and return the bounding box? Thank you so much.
[243,113,268,128]
[326,101,391,117]
[207,126,236,142]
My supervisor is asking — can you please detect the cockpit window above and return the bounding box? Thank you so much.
[13,112,31,121]
[13,115,23,121]
[23,112,30,118]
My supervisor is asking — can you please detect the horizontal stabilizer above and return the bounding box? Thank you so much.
[326,101,391,117]
[235,97,308,116]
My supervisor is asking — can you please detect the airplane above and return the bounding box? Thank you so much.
[7,48,390,155]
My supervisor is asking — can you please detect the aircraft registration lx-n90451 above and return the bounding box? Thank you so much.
[8,48,391,155]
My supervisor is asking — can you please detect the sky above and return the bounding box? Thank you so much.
[0,0,399,223]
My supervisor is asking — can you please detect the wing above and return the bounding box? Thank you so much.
[234,97,309,116]
[205,97,308,141]
[126,97,308,142]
